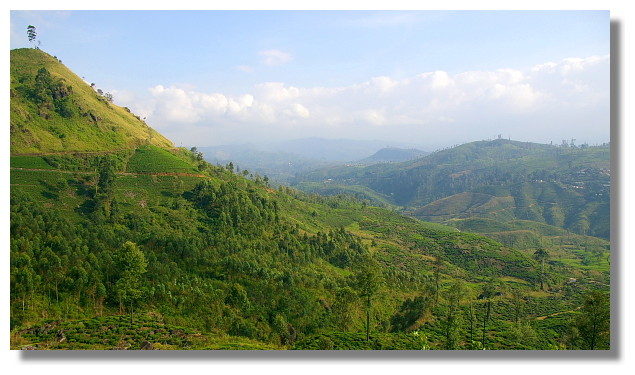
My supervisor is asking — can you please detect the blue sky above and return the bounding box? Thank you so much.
[9,9,610,149]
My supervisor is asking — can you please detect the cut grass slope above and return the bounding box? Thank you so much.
[10,48,172,154]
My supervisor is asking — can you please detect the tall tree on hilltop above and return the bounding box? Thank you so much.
[27,25,38,49]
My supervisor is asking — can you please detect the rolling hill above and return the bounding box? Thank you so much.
[9,48,610,350]
[293,139,610,239]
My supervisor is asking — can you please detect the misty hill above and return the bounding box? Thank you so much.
[264,137,419,162]
[197,144,332,183]
[196,140,425,184]
[10,48,609,350]
[358,147,429,164]
[10,48,172,154]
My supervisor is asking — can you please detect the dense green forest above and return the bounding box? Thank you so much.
[10,48,610,350]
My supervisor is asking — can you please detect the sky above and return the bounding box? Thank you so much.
[9,9,610,150]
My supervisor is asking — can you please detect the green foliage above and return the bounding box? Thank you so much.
[41,150,133,172]
[572,290,610,349]
[114,242,148,323]
[292,332,427,350]
[11,155,55,169]
[390,295,429,332]
[126,145,198,174]
[11,313,279,350]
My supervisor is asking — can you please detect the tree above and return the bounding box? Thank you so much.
[478,280,499,349]
[432,253,443,306]
[34,67,53,105]
[114,242,147,324]
[27,25,38,49]
[443,280,466,349]
[331,286,358,331]
[533,248,550,291]
[510,288,526,324]
[97,157,116,196]
[92,157,117,222]
[68,265,88,317]
[103,92,114,103]
[352,258,382,341]
[574,290,610,349]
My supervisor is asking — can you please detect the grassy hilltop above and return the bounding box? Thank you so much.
[10,48,172,154]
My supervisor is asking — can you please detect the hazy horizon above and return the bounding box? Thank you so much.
[189,134,610,152]
[10,10,610,151]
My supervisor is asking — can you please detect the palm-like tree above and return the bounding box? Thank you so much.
[533,248,550,291]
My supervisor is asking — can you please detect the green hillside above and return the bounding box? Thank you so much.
[10,48,172,154]
[293,139,610,239]
[10,49,610,350]
[413,178,610,239]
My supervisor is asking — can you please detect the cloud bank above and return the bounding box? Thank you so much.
[119,55,609,148]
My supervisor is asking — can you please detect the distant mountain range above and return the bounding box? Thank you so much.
[262,137,424,162]
[198,139,428,183]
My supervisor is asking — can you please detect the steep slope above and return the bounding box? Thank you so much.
[10,48,172,154]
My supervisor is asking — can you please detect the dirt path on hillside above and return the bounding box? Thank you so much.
[11,147,185,158]
[11,168,93,174]
[10,148,135,157]
[535,305,582,321]
[11,167,207,179]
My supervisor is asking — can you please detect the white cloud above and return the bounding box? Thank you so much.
[258,49,292,66]
[120,55,608,147]
[531,55,609,75]
[254,82,300,101]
